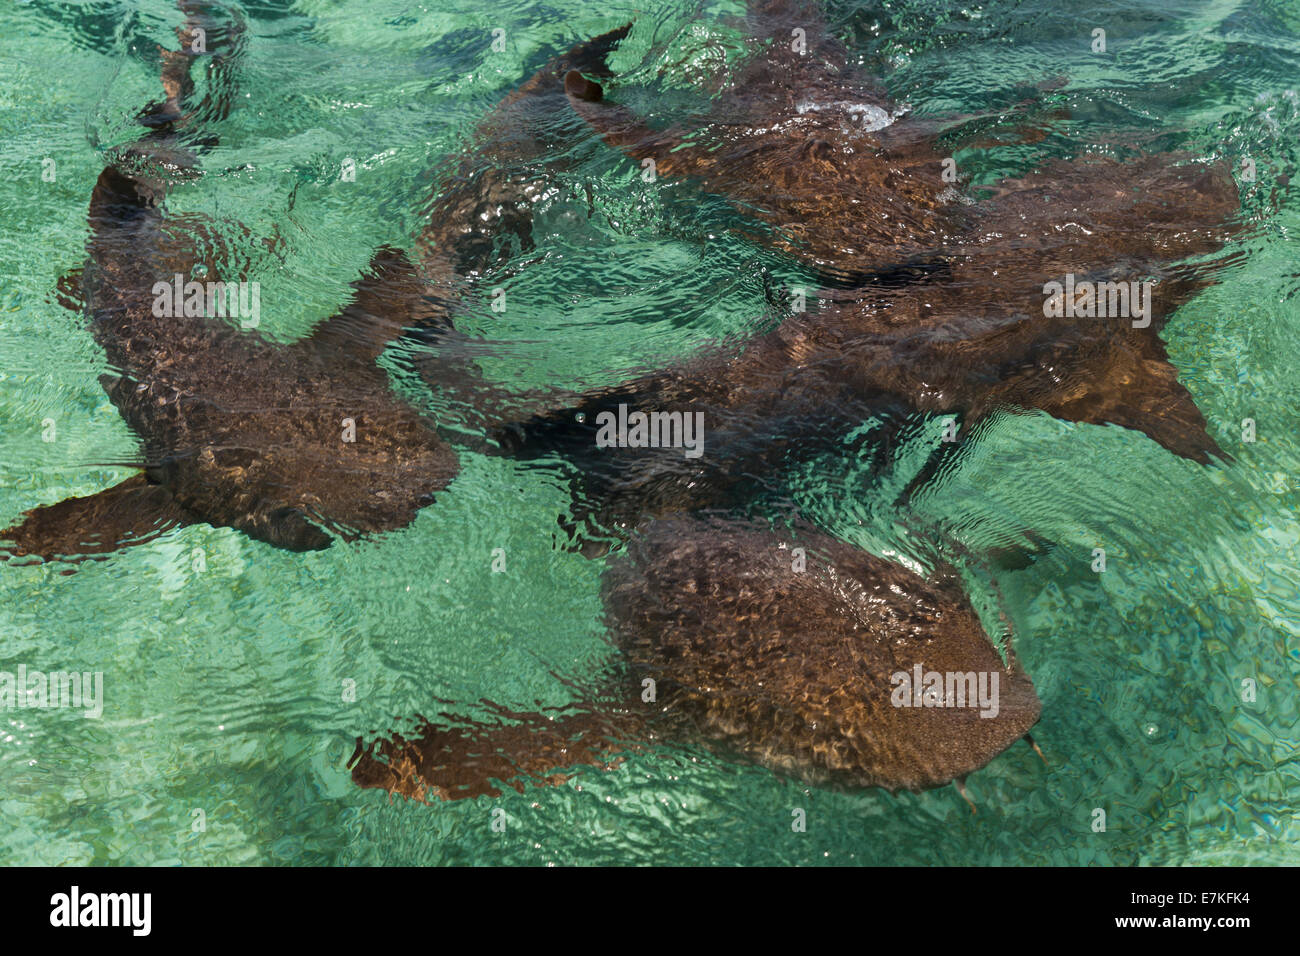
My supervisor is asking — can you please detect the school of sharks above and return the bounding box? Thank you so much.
[0,0,1257,814]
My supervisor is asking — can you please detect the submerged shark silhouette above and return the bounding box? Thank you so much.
[350,1,1251,802]
[0,13,632,564]
[351,513,1042,801]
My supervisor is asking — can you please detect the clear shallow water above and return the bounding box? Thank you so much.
[1,0,1298,865]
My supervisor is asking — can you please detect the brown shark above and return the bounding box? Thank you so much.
[495,218,1237,543]
[350,514,1041,801]
[1,14,631,564]
[563,1,1243,283]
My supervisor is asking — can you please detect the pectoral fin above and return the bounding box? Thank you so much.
[510,21,632,101]
[1044,341,1226,464]
[229,501,333,553]
[56,268,84,313]
[0,475,195,566]
[308,245,457,366]
[564,72,702,181]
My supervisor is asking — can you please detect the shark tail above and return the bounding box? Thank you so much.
[142,0,249,134]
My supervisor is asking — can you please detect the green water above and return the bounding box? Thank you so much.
[1,0,1298,865]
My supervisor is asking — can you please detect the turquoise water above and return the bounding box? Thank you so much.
[1,0,1298,865]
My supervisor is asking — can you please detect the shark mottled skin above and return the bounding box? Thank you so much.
[351,515,1041,800]
[1,16,632,564]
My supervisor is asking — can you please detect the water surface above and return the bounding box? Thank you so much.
[1,0,1298,865]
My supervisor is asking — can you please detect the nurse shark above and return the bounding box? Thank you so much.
[0,9,631,564]
[351,514,1043,803]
